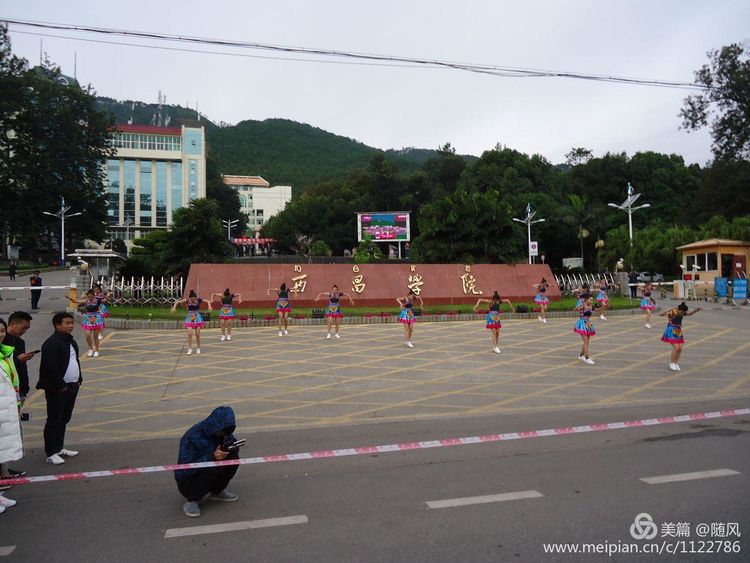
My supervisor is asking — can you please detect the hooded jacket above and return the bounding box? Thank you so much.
[174,406,236,480]
[0,344,22,464]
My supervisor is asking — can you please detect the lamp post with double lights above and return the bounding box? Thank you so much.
[43,196,82,268]
[221,218,239,241]
[512,203,546,264]
[608,183,650,255]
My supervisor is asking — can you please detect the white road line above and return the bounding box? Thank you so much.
[640,469,740,485]
[426,490,543,509]
[164,515,309,539]
[0,546,16,557]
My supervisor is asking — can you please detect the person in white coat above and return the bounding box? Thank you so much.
[0,318,23,513]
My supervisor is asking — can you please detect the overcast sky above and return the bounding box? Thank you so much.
[3,1,749,166]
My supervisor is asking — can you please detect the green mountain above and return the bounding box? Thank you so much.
[96,97,475,190]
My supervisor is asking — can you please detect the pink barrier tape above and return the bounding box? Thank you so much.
[5,407,749,486]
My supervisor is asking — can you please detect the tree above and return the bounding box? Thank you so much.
[565,147,593,166]
[310,240,332,256]
[205,154,247,234]
[563,194,590,262]
[119,229,170,277]
[354,235,383,263]
[680,43,750,161]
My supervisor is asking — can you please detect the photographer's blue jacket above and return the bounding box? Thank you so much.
[174,406,236,480]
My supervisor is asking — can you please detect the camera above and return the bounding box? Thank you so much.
[220,437,246,452]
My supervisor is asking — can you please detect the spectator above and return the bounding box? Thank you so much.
[4,312,35,406]
[8,261,17,281]
[174,406,240,518]
[29,271,42,310]
[0,318,23,512]
[37,312,81,465]
[628,270,639,298]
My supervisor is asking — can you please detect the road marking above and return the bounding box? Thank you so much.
[426,490,543,509]
[640,468,740,485]
[0,546,16,557]
[164,515,309,539]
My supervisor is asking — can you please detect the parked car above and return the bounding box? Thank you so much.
[637,271,664,283]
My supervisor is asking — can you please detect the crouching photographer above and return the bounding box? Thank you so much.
[174,406,244,518]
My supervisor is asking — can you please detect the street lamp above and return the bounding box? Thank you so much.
[43,196,82,268]
[512,203,546,264]
[608,182,650,248]
[221,218,239,241]
[123,215,134,257]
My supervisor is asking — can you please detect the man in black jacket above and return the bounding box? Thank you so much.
[37,312,82,465]
[5,311,35,404]
[29,271,42,310]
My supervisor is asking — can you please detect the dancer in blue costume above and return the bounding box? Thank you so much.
[573,293,596,365]
[639,282,657,329]
[66,289,104,357]
[268,283,291,336]
[473,291,513,354]
[533,278,552,324]
[172,290,212,356]
[315,285,354,340]
[211,288,242,342]
[396,290,424,348]
[660,302,702,372]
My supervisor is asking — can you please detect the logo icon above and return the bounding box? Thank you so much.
[630,512,658,540]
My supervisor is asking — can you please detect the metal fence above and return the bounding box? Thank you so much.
[553,272,618,296]
[93,276,184,306]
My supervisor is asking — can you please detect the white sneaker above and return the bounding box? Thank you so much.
[493,347,501,354]
[542,318,547,324]
[186,348,192,356]
[283,329,289,335]
[87,349,94,357]
[278,331,283,337]
[226,335,231,341]
[674,363,681,371]
[326,333,331,339]
[600,314,607,320]
[578,355,585,362]
[93,351,99,357]
[335,333,341,339]
[584,357,595,365]
[645,323,651,329]
[58,448,79,457]
[46,453,65,465]
[220,334,226,342]
[196,348,201,354]
[537,316,543,322]
[669,362,677,371]
[0,505,5,514]
[0,495,17,508]
[98,334,104,340]
[406,341,414,348]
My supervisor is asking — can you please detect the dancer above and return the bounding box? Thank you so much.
[268,283,291,336]
[660,302,702,371]
[315,285,354,339]
[595,278,610,320]
[473,291,513,353]
[396,290,423,348]
[640,282,657,328]
[172,290,211,356]
[575,283,590,309]
[211,289,242,342]
[94,284,110,340]
[66,289,104,357]
[574,293,596,364]
[533,278,551,323]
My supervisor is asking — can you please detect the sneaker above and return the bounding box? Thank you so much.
[0,495,17,508]
[183,501,201,518]
[220,334,226,342]
[278,331,283,337]
[209,490,239,502]
[537,316,543,322]
[98,334,104,340]
[334,333,341,339]
[669,362,678,371]
[674,363,681,371]
[87,349,94,357]
[196,348,201,354]
[542,318,547,324]
[59,448,79,457]
[406,341,414,348]
[226,335,231,341]
[584,357,595,365]
[5,469,25,478]
[326,333,331,340]
[46,453,65,465]
[186,348,192,356]
[600,314,607,320]
[93,351,99,357]
[0,505,5,514]
[493,347,501,354]
[0,484,11,492]
[578,355,586,362]
[283,329,289,335]
[645,323,651,329]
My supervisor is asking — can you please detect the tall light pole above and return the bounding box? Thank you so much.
[608,183,650,266]
[124,215,134,257]
[222,218,239,241]
[43,196,82,268]
[512,203,546,264]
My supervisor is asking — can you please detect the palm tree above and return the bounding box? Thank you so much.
[565,194,589,264]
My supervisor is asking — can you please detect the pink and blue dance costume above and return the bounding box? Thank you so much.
[574,308,596,336]
[596,286,609,306]
[661,314,684,344]
[81,300,104,331]
[96,295,110,318]
[276,290,291,313]
[535,285,549,306]
[326,293,344,318]
[486,303,502,329]
[398,300,416,324]
[184,299,206,328]
[219,294,236,320]
[639,290,656,311]
[575,291,586,309]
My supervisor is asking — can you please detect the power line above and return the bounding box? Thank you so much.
[3,18,709,91]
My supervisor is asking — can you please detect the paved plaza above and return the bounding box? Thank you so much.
[20,303,750,449]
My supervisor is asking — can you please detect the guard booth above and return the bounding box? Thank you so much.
[676,238,750,297]
[66,249,125,281]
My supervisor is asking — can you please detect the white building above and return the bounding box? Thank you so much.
[105,123,207,240]
[223,175,292,235]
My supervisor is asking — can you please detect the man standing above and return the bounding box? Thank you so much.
[4,311,35,406]
[37,312,81,465]
[174,406,240,517]
[628,270,639,299]
[8,260,17,281]
[29,271,42,310]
